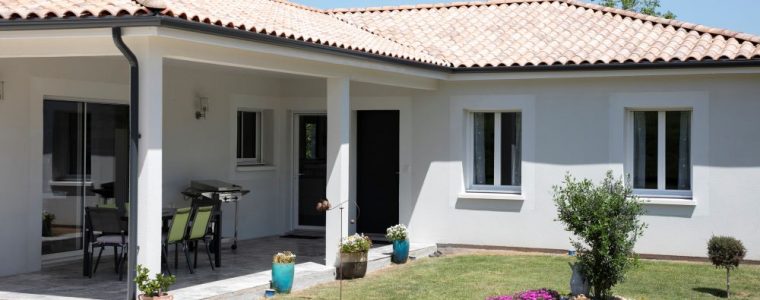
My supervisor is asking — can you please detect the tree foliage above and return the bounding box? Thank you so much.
[553,171,647,299]
[708,236,747,298]
[594,0,676,19]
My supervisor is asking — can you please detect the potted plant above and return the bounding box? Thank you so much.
[337,233,372,279]
[135,264,176,300]
[42,211,55,237]
[271,251,296,294]
[386,224,409,264]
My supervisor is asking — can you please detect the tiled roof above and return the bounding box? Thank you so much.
[1,0,759,69]
[331,0,760,68]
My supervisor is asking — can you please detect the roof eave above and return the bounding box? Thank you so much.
[450,59,760,73]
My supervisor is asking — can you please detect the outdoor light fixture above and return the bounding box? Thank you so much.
[195,96,208,119]
[0,81,4,101]
[317,198,360,300]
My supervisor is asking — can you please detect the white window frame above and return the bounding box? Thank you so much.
[236,109,263,166]
[626,109,692,199]
[465,110,522,194]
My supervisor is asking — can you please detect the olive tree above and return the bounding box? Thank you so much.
[553,171,647,299]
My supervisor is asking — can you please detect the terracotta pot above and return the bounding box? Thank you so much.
[138,294,173,300]
[337,251,368,279]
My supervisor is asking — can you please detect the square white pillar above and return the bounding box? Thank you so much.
[325,77,351,267]
[133,40,163,275]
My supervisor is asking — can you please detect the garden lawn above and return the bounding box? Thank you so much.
[281,254,760,299]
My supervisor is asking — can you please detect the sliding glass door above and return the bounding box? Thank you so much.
[42,100,129,256]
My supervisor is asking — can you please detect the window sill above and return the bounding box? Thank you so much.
[236,165,276,172]
[637,197,696,206]
[458,192,524,201]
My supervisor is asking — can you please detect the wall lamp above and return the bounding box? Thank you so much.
[195,96,208,119]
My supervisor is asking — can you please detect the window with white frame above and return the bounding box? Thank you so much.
[629,110,692,197]
[468,111,522,193]
[236,110,262,165]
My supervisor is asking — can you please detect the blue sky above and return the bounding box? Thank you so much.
[299,0,760,35]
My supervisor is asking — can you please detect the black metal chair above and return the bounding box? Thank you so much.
[162,207,193,275]
[85,207,128,280]
[186,205,215,271]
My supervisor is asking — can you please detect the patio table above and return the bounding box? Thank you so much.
[82,208,223,277]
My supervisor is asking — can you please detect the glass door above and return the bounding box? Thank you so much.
[42,100,129,256]
[296,115,327,227]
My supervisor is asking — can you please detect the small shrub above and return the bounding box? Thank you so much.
[273,251,296,264]
[386,224,408,241]
[340,234,372,253]
[134,264,175,297]
[708,236,746,298]
[553,171,647,299]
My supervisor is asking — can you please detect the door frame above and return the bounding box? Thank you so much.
[40,96,129,263]
[290,111,327,231]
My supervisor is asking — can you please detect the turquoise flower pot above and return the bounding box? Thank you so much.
[391,239,409,264]
[272,262,294,294]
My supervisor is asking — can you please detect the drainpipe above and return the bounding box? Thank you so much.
[111,27,139,300]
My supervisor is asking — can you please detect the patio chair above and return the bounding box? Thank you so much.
[85,207,128,280]
[186,205,215,271]
[162,207,193,275]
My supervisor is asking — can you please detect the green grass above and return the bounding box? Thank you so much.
[281,254,760,299]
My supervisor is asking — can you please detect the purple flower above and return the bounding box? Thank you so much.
[487,288,561,300]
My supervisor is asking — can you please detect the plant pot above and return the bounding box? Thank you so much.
[337,251,368,279]
[569,262,589,296]
[42,220,52,237]
[391,239,409,264]
[138,294,173,300]
[271,262,295,294]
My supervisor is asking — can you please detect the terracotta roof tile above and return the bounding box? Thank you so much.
[1,0,759,69]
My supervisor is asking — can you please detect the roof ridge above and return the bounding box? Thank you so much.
[329,0,760,45]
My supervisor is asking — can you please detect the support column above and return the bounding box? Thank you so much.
[134,39,163,276]
[325,77,351,267]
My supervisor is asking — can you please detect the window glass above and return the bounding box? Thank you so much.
[666,111,691,190]
[500,112,521,186]
[633,111,658,189]
[237,110,260,163]
[473,112,494,185]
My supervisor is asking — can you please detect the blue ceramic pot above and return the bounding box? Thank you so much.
[272,262,294,294]
[391,239,409,264]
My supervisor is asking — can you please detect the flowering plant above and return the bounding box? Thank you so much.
[486,288,561,300]
[273,251,296,264]
[42,211,55,222]
[339,234,372,253]
[385,224,408,241]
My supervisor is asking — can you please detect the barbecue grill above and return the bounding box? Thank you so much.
[182,180,249,250]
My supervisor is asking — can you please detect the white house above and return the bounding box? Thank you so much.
[1,0,759,288]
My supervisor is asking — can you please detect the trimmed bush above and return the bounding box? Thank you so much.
[553,171,646,299]
[708,236,746,298]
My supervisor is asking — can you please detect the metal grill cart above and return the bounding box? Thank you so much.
[182,180,249,251]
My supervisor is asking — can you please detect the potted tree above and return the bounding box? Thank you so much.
[338,234,372,279]
[386,224,409,264]
[135,265,176,300]
[42,211,55,237]
[271,251,296,294]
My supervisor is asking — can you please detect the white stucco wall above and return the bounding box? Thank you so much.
[406,74,760,260]
[1,54,758,277]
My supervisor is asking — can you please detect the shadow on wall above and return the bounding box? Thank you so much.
[643,204,696,218]
[454,198,523,212]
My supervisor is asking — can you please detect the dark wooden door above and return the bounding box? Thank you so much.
[356,110,400,234]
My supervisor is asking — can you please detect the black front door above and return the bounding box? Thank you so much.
[297,115,328,227]
[356,110,400,234]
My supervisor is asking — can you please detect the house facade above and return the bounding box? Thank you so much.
[0,0,759,283]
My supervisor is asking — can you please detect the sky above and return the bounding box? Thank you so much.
[298,0,760,35]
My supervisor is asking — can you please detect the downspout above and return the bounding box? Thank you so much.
[111,27,139,300]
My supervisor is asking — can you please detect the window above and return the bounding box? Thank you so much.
[236,110,262,165]
[469,112,521,193]
[631,110,691,197]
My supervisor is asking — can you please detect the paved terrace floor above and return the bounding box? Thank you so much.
[0,235,326,299]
